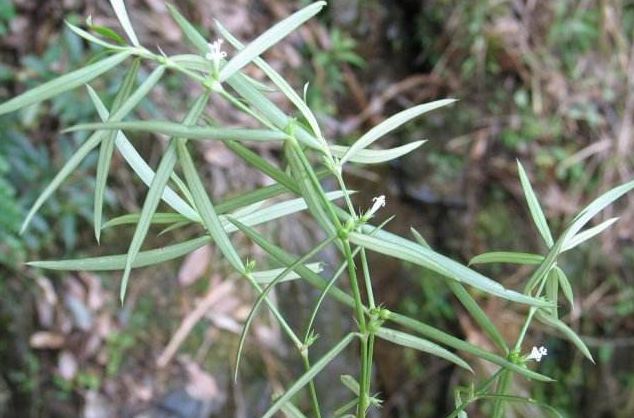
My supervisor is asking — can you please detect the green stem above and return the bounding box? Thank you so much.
[302,354,323,418]
[494,273,550,417]
[342,239,369,417]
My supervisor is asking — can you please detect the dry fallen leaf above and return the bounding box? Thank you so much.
[58,350,78,380]
[178,245,212,286]
[30,331,65,349]
[183,357,220,401]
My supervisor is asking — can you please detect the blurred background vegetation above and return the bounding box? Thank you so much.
[1,0,634,417]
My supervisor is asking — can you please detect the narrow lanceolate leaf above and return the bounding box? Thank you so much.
[388,313,553,382]
[218,1,327,82]
[565,178,634,239]
[524,235,566,294]
[375,327,472,372]
[31,191,348,272]
[102,212,188,229]
[251,263,323,284]
[66,21,128,51]
[108,0,140,46]
[447,280,508,353]
[285,140,338,237]
[0,51,131,115]
[330,140,427,164]
[177,141,245,273]
[28,236,211,271]
[34,63,174,237]
[411,229,508,352]
[86,85,199,221]
[165,4,208,52]
[469,251,544,266]
[216,20,324,141]
[349,232,550,307]
[535,311,594,363]
[546,268,559,319]
[280,402,309,418]
[21,132,105,233]
[517,160,554,247]
[339,99,456,165]
[223,140,297,190]
[65,121,289,142]
[261,333,355,418]
[554,266,573,306]
[223,191,351,234]
[94,58,141,242]
[561,217,619,252]
[119,92,210,302]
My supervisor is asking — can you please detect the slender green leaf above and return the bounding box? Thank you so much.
[517,160,554,247]
[412,228,508,353]
[340,375,360,395]
[546,268,559,319]
[565,178,634,240]
[375,327,473,372]
[87,20,126,45]
[94,58,141,242]
[218,2,327,82]
[120,92,209,301]
[469,252,544,266]
[349,232,550,307]
[29,236,211,271]
[281,402,309,418]
[216,20,324,141]
[86,85,199,221]
[165,3,208,52]
[251,263,323,284]
[262,333,355,418]
[66,120,289,142]
[102,212,188,229]
[0,51,131,115]
[448,280,508,353]
[108,0,140,46]
[523,239,565,295]
[20,131,104,234]
[340,99,455,165]
[389,313,553,382]
[224,140,297,189]
[34,190,348,272]
[535,311,594,362]
[285,140,338,237]
[177,141,245,273]
[562,217,619,252]
[330,141,426,164]
[66,21,128,50]
[410,227,431,248]
[554,266,573,306]
[109,65,166,119]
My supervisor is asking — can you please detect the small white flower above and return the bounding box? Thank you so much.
[206,39,227,74]
[365,195,386,219]
[525,346,548,362]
